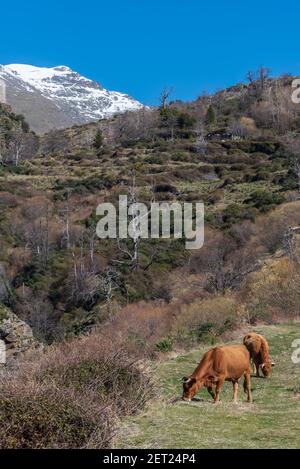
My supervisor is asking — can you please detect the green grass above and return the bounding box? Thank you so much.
[116,324,300,449]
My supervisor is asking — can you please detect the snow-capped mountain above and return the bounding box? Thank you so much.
[0,64,144,134]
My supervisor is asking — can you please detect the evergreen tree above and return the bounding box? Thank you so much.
[206,105,216,125]
[93,129,103,149]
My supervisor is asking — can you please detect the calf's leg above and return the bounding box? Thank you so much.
[214,377,225,403]
[232,381,239,403]
[207,385,215,400]
[254,359,260,377]
[243,371,252,403]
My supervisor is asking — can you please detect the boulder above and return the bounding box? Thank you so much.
[0,304,40,365]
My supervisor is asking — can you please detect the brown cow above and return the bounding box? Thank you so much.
[182,344,252,403]
[243,332,275,378]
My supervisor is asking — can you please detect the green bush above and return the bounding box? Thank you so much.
[250,190,284,211]
[156,336,174,353]
[222,203,257,226]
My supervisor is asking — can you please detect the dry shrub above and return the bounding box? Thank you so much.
[172,296,240,346]
[255,202,300,254]
[107,301,172,355]
[0,331,154,449]
[0,380,113,449]
[243,258,300,322]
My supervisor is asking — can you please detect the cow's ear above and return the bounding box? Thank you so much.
[271,362,275,367]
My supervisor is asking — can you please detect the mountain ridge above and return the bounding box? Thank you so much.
[0,64,145,134]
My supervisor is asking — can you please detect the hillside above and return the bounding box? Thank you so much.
[1,70,300,448]
[1,71,300,343]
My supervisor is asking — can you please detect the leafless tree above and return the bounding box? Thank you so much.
[194,123,207,154]
[0,128,6,164]
[285,134,300,193]
[41,131,69,155]
[282,226,300,259]
[69,233,120,309]
[6,130,26,166]
[59,189,71,249]
[24,205,51,267]
[246,66,271,101]
[159,86,173,109]
[258,66,271,94]
[2,130,38,166]
[113,172,157,270]
[246,70,255,85]
[292,158,300,193]
[191,233,258,294]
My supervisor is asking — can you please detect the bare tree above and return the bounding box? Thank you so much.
[190,233,258,294]
[69,233,120,309]
[24,205,51,267]
[159,86,173,109]
[2,129,38,166]
[113,172,157,270]
[285,134,300,193]
[6,130,26,166]
[293,158,300,193]
[282,226,300,259]
[258,66,271,94]
[246,66,271,101]
[246,70,255,85]
[59,189,71,249]
[0,128,6,164]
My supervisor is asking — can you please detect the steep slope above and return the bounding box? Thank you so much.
[0,64,144,134]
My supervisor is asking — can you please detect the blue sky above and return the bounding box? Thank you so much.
[1,0,299,105]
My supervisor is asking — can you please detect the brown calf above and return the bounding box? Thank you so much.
[182,344,252,403]
[243,332,275,378]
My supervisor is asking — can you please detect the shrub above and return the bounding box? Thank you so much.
[243,258,300,320]
[0,332,154,448]
[156,336,174,353]
[222,203,257,226]
[250,190,284,211]
[172,296,239,347]
[0,384,113,449]
[144,155,164,165]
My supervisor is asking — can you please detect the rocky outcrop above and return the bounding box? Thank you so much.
[0,305,40,365]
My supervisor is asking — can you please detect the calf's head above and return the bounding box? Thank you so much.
[260,360,275,377]
[182,376,203,401]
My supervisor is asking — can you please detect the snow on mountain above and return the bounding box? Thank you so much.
[0,64,145,134]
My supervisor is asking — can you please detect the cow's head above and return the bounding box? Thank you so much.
[182,376,203,401]
[260,360,275,377]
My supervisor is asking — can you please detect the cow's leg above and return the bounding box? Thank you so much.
[244,372,252,403]
[232,381,238,403]
[214,377,225,403]
[254,360,260,377]
[207,385,215,400]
